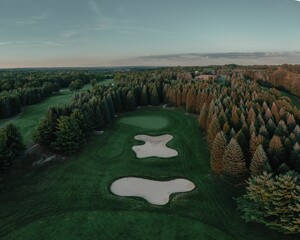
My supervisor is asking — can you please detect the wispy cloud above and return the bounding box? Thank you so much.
[0,39,91,48]
[89,0,102,16]
[0,41,11,46]
[15,13,47,26]
[61,30,79,38]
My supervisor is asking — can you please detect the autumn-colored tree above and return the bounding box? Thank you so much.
[231,107,240,131]
[210,131,227,174]
[250,145,270,176]
[186,88,197,113]
[271,102,280,123]
[176,88,182,107]
[207,117,221,149]
[286,113,296,132]
[247,107,256,125]
[222,138,248,179]
[198,103,208,130]
[268,135,285,169]
[249,133,262,159]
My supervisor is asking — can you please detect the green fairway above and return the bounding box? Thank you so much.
[0,80,113,145]
[0,108,297,240]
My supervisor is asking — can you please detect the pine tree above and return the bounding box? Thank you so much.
[237,171,300,234]
[125,91,136,111]
[250,145,270,176]
[52,116,84,154]
[222,138,248,179]
[210,131,227,174]
[0,124,25,170]
[141,85,148,105]
[150,85,160,106]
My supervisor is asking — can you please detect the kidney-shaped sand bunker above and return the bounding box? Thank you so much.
[110,177,195,205]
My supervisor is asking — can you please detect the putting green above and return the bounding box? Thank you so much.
[0,108,297,240]
[119,115,168,130]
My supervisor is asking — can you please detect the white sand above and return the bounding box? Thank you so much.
[132,134,178,158]
[110,177,195,205]
[33,155,56,166]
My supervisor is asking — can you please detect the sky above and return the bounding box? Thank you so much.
[0,0,300,68]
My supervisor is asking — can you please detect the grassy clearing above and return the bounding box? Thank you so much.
[0,80,113,145]
[0,108,298,240]
[261,85,300,109]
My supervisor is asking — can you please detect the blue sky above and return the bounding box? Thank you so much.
[0,0,300,67]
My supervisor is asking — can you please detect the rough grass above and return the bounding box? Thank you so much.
[1,108,298,240]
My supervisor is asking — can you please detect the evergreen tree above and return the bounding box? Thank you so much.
[237,171,300,234]
[0,124,25,170]
[125,91,136,111]
[52,116,84,154]
[141,85,148,105]
[150,85,160,106]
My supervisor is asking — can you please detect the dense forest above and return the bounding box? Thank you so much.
[0,69,111,118]
[1,66,300,234]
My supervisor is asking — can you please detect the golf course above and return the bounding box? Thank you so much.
[0,107,298,240]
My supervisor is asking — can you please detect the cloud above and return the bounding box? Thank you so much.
[0,39,91,48]
[15,13,47,26]
[61,30,79,38]
[89,0,102,16]
[112,52,300,67]
[0,42,11,46]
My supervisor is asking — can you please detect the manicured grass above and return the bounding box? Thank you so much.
[0,80,113,146]
[0,108,298,240]
[119,114,169,130]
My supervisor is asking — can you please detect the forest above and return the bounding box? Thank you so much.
[1,66,300,235]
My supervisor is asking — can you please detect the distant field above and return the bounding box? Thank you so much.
[0,108,296,240]
[0,79,113,145]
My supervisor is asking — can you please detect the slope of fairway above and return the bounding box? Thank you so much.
[0,108,298,240]
[120,115,169,130]
[0,80,113,145]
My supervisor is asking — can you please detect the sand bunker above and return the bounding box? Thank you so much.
[110,177,195,205]
[132,134,178,158]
